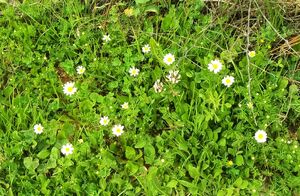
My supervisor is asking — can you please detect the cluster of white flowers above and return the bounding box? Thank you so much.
[166,70,181,84]
[153,80,164,93]
[207,59,235,87]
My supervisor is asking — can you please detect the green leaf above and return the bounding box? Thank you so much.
[135,137,146,148]
[166,180,178,188]
[135,0,150,3]
[24,157,39,171]
[144,144,155,164]
[214,168,223,178]
[125,162,139,175]
[108,81,119,90]
[37,149,50,159]
[178,180,197,189]
[233,177,243,187]
[218,138,226,147]
[161,8,179,32]
[236,155,244,166]
[125,146,136,160]
[187,165,199,179]
[217,190,226,196]
[145,5,159,14]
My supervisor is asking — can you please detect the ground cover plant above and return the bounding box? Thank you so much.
[0,0,300,195]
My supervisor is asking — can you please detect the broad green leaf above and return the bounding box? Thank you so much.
[236,155,244,166]
[144,144,155,164]
[37,149,50,159]
[233,177,243,187]
[24,157,39,171]
[187,165,199,179]
[125,146,136,160]
[166,180,178,188]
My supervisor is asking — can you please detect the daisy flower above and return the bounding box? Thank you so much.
[63,82,77,96]
[112,125,124,136]
[121,102,129,109]
[248,51,256,58]
[100,116,110,126]
[163,53,175,65]
[166,70,181,84]
[34,124,44,134]
[222,76,235,87]
[129,67,139,77]
[153,80,164,93]
[76,66,86,74]
[208,59,223,74]
[142,44,151,54]
[61,143,74,156]
[254,130,267,143]
[102,34,111,42]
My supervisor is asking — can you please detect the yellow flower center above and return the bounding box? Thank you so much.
[116,129,121,133]
[167,57,173,62]
[213,63,219,69]
[226,79,231,84]
[132,70,137,74]
[37,127,41,131]
[67,87,73,92]
[258,134,264,139]
[65,148,70,152]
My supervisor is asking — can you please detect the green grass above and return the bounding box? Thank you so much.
[0,0,300,195]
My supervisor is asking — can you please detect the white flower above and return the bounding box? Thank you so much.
[129,67,140,77]
[76,66,86,74]
[222,76,235,87]
[208,59,223,74]
[112,125,124,136]
[254,130,267,143]
[166,70,181,84]
[142,44,151,54]
[63,82,77,96]
[121,102,129,109]
[163,53,175,65]
[102,34,111,42]
[100,116,110,126]
[34,124,43,134]
[153,80,164,93]
[61,143,74,156]
[248,51,256,58]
